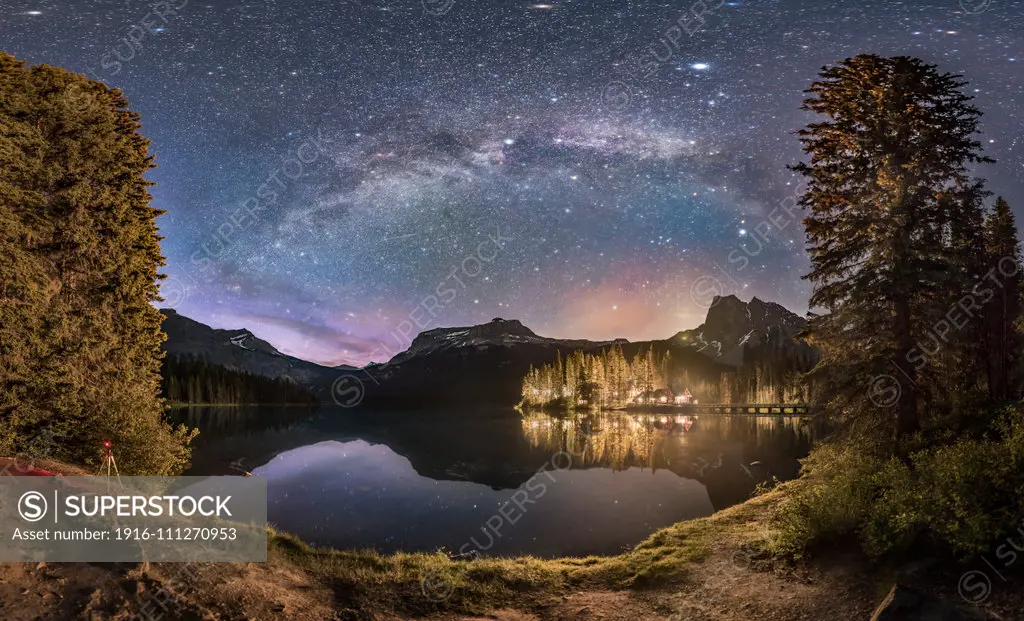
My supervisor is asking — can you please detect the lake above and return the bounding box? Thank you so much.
[172,407,823,558]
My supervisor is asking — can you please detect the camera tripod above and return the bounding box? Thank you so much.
[95,440,123,489]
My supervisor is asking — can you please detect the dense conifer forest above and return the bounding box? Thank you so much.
[521,343,816,409]
[160,356,318,406]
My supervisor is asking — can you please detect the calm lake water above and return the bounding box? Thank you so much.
[172,407,822,558]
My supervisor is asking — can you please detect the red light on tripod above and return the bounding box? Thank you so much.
[103,441,111,448]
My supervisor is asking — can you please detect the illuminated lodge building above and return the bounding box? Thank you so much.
[633,388,695,406]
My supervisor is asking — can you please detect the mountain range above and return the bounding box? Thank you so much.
[160,295,816,408]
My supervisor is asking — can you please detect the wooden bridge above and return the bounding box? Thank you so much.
[625,403,820,416]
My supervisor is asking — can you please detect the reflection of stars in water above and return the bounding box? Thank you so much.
[4,0,1021,365]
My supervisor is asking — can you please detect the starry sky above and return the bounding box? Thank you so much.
[3,0,1023,366]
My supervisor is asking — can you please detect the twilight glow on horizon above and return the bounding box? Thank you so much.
[3,0,1023,366]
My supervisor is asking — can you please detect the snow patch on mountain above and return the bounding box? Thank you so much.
[384,318,625,367]
[673,295,808,367]
[229,334,255,351]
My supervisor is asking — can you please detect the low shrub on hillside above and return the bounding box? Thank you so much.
[771,406,1024,560]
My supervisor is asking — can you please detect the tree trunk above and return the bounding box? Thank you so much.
[894,295,919,441]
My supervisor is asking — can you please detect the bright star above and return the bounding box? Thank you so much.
[691,63,709,70]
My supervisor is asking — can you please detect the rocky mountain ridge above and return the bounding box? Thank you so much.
[675,295,809,366]
[161,295,815,407]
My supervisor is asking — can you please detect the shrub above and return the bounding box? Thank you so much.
[772,406,1024,560]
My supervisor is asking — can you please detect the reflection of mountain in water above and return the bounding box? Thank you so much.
[179,407,821,513]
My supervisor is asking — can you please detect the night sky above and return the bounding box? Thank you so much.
[3,0,1022,366]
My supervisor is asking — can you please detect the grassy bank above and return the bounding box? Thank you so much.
[261,486,780,617]
[6,456,867,619]
[13,457,1020,620]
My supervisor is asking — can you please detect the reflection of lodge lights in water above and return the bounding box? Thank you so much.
[520,412,814,474]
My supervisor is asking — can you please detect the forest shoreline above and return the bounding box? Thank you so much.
[1,458,1011,620]
[164,402,322,408]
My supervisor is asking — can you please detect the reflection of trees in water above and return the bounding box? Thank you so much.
[169,406,316,438]
[522,414,660,471]
[520,412,820,475]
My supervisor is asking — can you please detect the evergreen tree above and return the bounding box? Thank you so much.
[553,350,564,401]
[0,53,195,473]
[794,55,991,442]
[983,197,1024,400]
[941,187,989,401]
[159,355,318,405]
[587,353,605,406]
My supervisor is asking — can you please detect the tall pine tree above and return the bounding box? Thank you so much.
[0,53,195,473]
[794,55,991,442]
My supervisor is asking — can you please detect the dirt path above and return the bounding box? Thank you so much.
[429,545,877,621]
